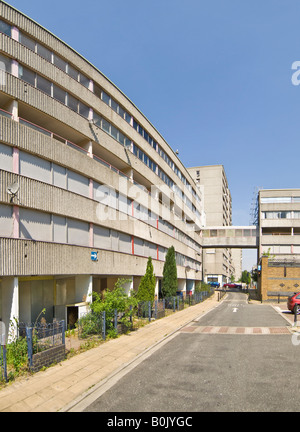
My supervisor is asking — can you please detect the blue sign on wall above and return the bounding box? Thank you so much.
[91,251,98,261]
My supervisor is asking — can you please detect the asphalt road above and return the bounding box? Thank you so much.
[83,291,300,412]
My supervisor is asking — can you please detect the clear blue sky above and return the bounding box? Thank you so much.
[4,0,300,270]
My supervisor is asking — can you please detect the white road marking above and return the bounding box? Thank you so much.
[232,308,238,312]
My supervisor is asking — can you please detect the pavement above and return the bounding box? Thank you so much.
[0,292,223,412]
[269,301,299,327]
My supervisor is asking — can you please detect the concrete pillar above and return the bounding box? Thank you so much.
[2,277,19,342]
[122,277,133,296]
[11,59,19,78]
[7,99,18,122]
[12,147,19,174]
[155,278,159,298]
[89,178,93,199]
[177,279,186,295]
[84,140,93,158]
[75,275,93,304]
[12,146,20,238]
[89,223,94,248]
[18,280,31,324]
[12,205,19,238]
[11,26,19,42]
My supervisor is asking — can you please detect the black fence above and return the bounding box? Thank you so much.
[77,291,213,341]
[0,345,7,382]
[25,320,65,368]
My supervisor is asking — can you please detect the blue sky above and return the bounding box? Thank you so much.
[4,0,300,270]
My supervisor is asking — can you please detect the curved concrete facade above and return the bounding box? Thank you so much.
[0,1,204,331]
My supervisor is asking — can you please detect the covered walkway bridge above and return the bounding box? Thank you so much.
[202,226,259,249]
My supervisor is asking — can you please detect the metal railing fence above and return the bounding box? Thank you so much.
[77,291,213,341]
[25,320,65,369]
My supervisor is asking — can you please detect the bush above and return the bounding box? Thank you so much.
[77,312,103,338]
[6,336,28,373]
[136,257,156,303]
[195,281,211,293]
[79,279,138,338]
[162,246,178,298]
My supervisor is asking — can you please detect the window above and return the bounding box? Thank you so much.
[0,204,13,237]
[79,73,90,88]
[93,112,101,127]
[138,125,144,137]
[36,75,52,96]
[102,91,110,106]
[19,65,36,86]
[278,212,291,219]
[36,43,52,62]
[67,170,89,197]
[0,143,13,172]
[53,84,66,104]
[118,132,125,146]
[102,118,110,134]
[53,215,67,243]
[111,99,118,113]
[261,197,292,203]
[67,64,79,81]
[19,32,36,51]
[133,119,138,131]
[20,209,52,242]
[19,151,52,183]
[67,94,79,112]
[53,54,67,72]
[124,112,131,124]
[118,106,125,119]
[94,83,102,99]
[78,101,90,119]
[67,219,89,246]
[111,125,118,140]
[94,226,111,249]
[0,19,11,37]
[125,137,131,148]
[0,53,11,74]
[262,211,292,219]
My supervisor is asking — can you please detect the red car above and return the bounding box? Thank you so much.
[223,283,237,288]
[287,292,300,314]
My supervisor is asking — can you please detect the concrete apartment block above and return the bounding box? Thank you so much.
[0,1,205,334]
[258,189,300,260]
[256,189,300,300]
[188,164,239,284]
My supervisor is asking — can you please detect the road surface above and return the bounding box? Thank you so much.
[80,291,300,412]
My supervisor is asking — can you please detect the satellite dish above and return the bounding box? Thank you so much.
[6,182,19,201]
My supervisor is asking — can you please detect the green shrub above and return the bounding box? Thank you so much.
[6,336,28,373]
[136,257,156,303]
[162,246,177,298]
[79,278,138,338]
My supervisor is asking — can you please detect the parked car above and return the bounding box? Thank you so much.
[287,292,300,313]
[223,283,237,288]
[208,282,220,288]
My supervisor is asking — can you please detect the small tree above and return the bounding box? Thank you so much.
[137,257,156,302]
[241,270,251,285]
[162,246,177,298]
[80,278,137,337]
